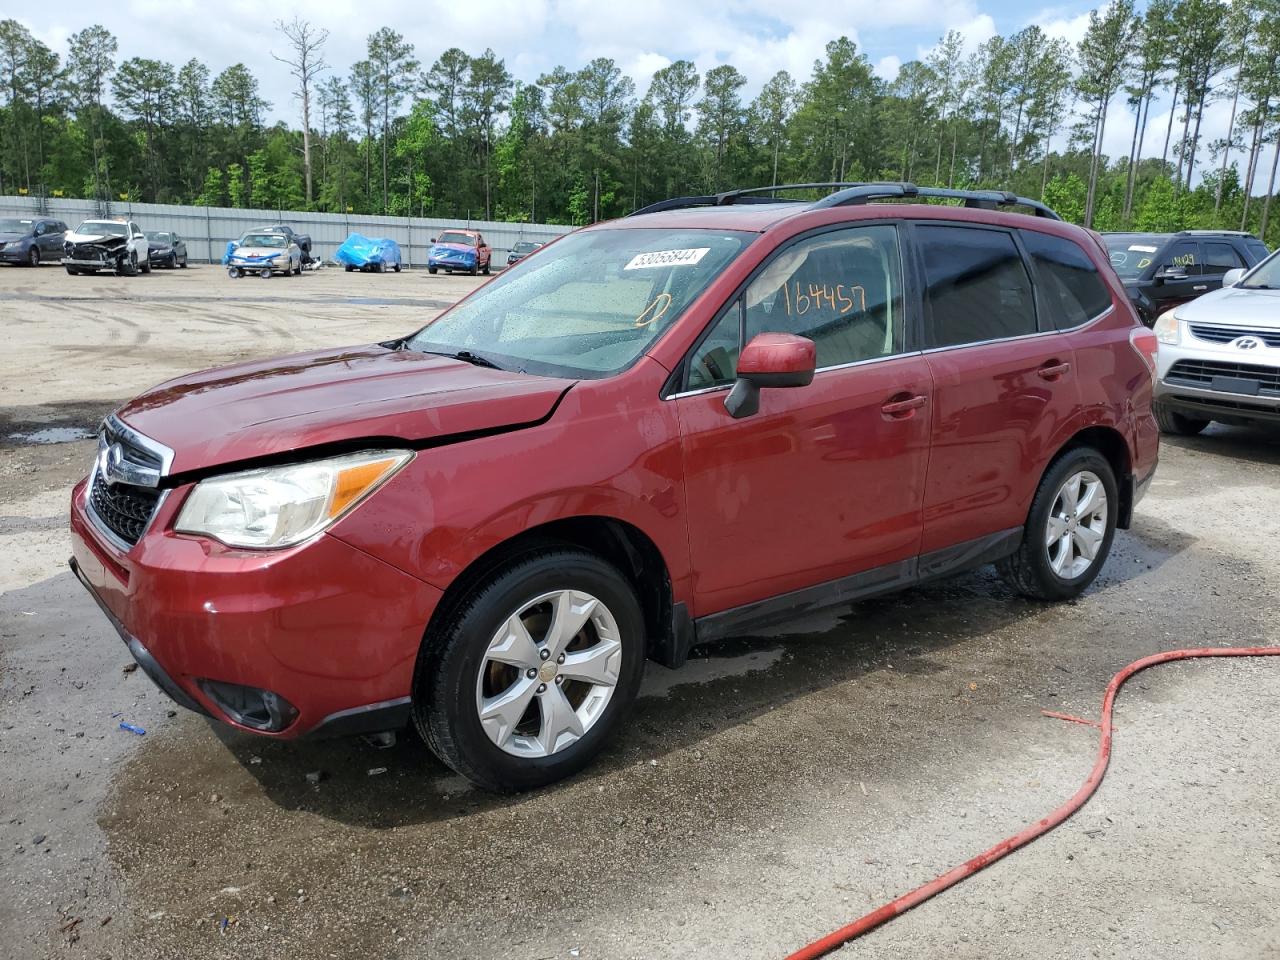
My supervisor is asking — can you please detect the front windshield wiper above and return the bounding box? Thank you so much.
[424,349,505,370]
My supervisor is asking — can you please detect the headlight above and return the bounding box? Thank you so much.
[1152,309,1180,345]
[175,449,412,548]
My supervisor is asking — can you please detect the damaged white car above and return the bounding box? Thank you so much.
[63,219,151,276]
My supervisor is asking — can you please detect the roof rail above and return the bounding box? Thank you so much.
[1175,229,1257,237]
[629,182,1062,220]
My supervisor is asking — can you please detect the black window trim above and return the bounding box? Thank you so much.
[665,218,920,399]
[1018,227,1117,333]
[908,220,1047,353]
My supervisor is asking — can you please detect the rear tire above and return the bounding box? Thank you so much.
[65,266,80,275]
[413,549,645,793]
[140,256,151,274]
[997,447,1118,602]
[179,255,187,268]
[393,263,401,273]
[1154,402,1209,436]
[427,266,437,275]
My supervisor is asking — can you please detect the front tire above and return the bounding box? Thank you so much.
[427,266,437,275]
[27,247,39,267]
[1154,402,1209,436]
[414,549,645,793]
[140,255,151,274]
[997,448,1118,601]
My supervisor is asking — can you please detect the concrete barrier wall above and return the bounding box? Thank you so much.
[0,196,574,266]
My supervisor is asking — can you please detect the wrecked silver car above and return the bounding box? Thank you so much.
[63,219,151,276]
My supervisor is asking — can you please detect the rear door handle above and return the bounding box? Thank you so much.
[881,394,927,418]
[1193,284,1208,291]
[1036,361,1071,381]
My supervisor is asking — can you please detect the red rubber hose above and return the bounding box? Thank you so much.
[785,646,1280,960]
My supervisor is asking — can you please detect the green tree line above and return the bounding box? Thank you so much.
[1,3,1278,243]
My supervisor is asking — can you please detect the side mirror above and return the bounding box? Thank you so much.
[1222,267,1246,287]
[724,333,816,419]
[429,236,436,243]
[1156,266,1186,282]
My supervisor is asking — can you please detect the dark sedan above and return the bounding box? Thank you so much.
[506,240,544,267]
[145,231,188,269]
[0,216,68,266]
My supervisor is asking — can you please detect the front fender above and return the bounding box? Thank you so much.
[326,363,693,606]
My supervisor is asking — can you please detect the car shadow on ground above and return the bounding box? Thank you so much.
[1160,421,1280,466]
[192,513,1201,828]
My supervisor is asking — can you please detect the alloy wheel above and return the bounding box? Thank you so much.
[1045,469,1108,579]
[474,589,623,758]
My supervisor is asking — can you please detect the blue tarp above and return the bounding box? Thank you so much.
[335,233,402,270]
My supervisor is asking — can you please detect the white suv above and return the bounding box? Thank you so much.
[1153,247,1280,434]
[63,219,152,276]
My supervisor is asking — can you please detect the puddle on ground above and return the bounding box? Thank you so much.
[5,426,96,445]
[640,646,785,699]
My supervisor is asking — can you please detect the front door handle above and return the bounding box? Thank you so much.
[881,393,927,418]
[1036,360,1071,381]
[1193,284,1208,291]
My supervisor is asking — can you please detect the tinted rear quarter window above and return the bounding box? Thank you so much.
[1246,240,1269,262]
[918,225,1036,348]
[1203,241,1244,274]
[1021,230,1112,329]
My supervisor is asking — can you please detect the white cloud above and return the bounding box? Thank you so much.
[875,55,903,82]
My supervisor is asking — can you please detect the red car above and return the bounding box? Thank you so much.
[426,229,492,276]
[70,183,1159,792]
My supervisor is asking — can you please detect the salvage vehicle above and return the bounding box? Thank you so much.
[70,182,1159,792]
[63,219,151,275]
[336,233,402,272]
[506,240,544,267]
[226,230,302,278]
[427,229,491,275]
[0,216,69,266]
[1103,230,1269,326]
[254,223,315,266]
[145,230,188,269]
[1152,246,1280,434]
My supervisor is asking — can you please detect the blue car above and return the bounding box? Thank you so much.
[0,216,68,266]
[335,233,402,273]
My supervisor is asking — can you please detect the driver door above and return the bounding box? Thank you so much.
[674,224,932,619]
[1147,239,1205,316]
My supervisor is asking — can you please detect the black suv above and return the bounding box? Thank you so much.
[1103,230,1270,326]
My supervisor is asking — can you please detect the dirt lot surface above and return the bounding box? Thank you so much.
[1,262,1278,960]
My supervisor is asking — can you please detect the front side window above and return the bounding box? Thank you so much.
[406,228,752,377]
[1160,240,1201,275]
[1022,230,1112,328]
[685,225,906,390]
[919,225,1036,347]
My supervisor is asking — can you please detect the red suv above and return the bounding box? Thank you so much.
[70,184,1159,792]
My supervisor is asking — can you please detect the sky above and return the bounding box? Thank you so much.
[14,0,1243,182]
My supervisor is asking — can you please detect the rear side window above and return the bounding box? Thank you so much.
[1021,230,1112,328]
[1246,240,1269,262]
[918,225,1036,347]
[1203,242,1244,275]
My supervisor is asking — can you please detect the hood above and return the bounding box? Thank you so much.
[1177,284,1280,329]
[232,245,290,258]
[115,345,574,475]
[65,230,125,246]
[0,231,29,243]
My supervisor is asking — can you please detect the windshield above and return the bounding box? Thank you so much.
[1241,250,1280,289]
[241,234,287,248]
[514,241,540,254]
[145,231,172,243]
[405,228,753,377]
[436,231,477,247]
[79,221,127,237]
[0,218,33,234]
[1104,235,1170,280]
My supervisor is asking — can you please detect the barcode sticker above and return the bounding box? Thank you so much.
[624,248,710,270]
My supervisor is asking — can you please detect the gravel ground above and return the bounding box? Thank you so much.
[1,262,1277,960]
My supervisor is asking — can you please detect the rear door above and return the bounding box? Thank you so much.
[912,222,1080,556]
[676,223,933,616]
[1202,240,1246,291]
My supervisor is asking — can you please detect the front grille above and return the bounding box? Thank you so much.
[1188,323,1280,347]
[89,472,161,546]
[1166,359,1280,396]
[69,243,107,261]
[103,420,164,471]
